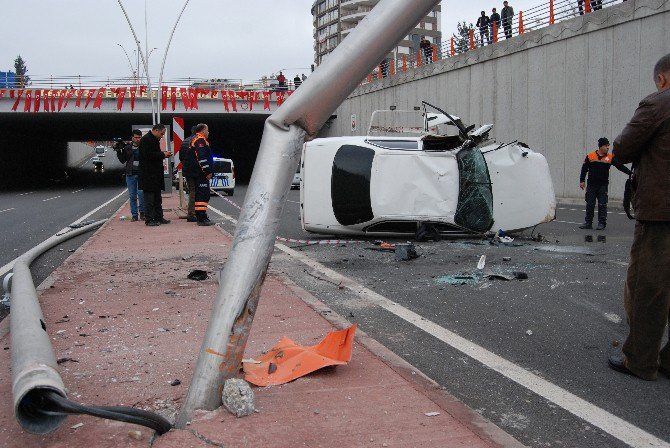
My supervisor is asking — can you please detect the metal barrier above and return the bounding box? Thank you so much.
[365,0,625,82]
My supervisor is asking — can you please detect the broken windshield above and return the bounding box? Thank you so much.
[454,147,494,233]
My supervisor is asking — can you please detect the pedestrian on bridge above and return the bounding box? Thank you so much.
[294,75,302,89]
[116,129,145,222]
[184,123,215,226]
[139,123,172,227]
[609,53,670,381]
[476,11,491,46]
[501,1,514,39]
[578,137,632,230]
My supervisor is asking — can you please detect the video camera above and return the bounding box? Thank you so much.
[112,137,127,151]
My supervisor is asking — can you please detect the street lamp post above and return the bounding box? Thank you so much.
[117,43,136,83]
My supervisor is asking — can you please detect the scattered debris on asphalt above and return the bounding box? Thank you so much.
[395,243,419,261]
[187,269,208,281]
[244,325,357,386]
[477,255,486,270]
[424,412,441,417]
[170,379,181,386]
[222,378,256,417]
[56,357,79,365]
[70,422,84,430]
[526,330,533,336]
[128,430,143,440]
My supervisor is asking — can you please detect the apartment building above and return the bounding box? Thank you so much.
[311,0,442,67]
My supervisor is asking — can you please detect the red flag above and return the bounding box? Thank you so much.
[170,87,177,111]
[93,88,105,109]
[210,90,217,99]
[161,85,168,110]
[116,87,127,111]
[129,86,137,111]
[263,91,271,110]
[0,89,6,99]
[34,90,42,112]
[11,90,23,111]
[10,90,15,99]
[188,88,199,109]
[23,89,32,112]
[276,91,286,106]
[50,89,56,111]
[221,90,230,112]
[44,90,51,112]
[57,90,66,111]
[63,89,76,109]
[139,85,147,96]
[179,88,189,110]
[229,90,237,112]
[84,88,96,108]
[75,89,84,107]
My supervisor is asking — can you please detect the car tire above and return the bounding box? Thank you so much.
[226,189,234,197]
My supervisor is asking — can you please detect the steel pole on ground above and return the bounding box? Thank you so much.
[176,0,440,427]
[157,0,191,124]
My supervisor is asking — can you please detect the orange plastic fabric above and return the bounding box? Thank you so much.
[243,324,357,386]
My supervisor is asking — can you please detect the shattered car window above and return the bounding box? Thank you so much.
[454,148,494,233]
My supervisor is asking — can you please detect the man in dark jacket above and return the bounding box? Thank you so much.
[179,126,198,222]
[578,137,632,230]
[139,123,172,226]
[501,1,514,39]
[608,53,670,381]
[490,8,501,39]
[476,11,490,46]
[116,129,145,221]
[184,123,215,226]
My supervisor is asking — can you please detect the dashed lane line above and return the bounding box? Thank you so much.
[0,189,126,280]
[42,196,61,202]
[0,208,15,214]
[18,191,34,196]
[72,189,84,194]
[207,202,669,448]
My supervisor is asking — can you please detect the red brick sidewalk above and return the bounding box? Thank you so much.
[0,195,524,448]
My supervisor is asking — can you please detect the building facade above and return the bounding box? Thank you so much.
[311,0,442,67]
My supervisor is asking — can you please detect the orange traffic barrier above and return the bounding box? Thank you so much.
[519,11,524,34]
[243,325,357,386]
[378,65,383,80]
[416,49,422,66]
[402,54,407,72]
[367,74,372,83]
[549,0,555,24]
[492,21,498,42]
[585,0,592,13]
[390,59,395,76]
[469,29,475,50]
[432,44,438,62]
[450,37,455,56]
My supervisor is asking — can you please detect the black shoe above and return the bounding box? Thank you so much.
[158,218,171,224]
[579,223,593,229]
[139,213,145,220]
[608,355,650,380]
[186,215,197,222]
[659,365,670,378]
[146,220,160,227]
[197,219,215,226]
[596,223,606,231]
[131,216,138,222]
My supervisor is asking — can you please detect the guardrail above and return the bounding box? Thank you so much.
[363,0,624,83]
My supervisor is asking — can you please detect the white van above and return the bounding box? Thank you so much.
[209,157,235,196]
[95,145,106,157]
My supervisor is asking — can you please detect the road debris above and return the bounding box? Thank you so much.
[395,243,419,261]
[170,379,181,386]
[424,412,441,417]
[526,330,533,336]
[222,378,255,417]
[70,422,84,430]
[477,255,486,270]
[244,325,357,386]
[187,269,208,281]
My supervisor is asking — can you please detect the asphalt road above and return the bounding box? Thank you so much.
[210,185,669,448]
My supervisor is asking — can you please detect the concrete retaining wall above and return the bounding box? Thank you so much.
[67,142,95,168]
[321,0,670,201]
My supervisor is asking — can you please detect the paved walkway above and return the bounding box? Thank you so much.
[0,195,524,448]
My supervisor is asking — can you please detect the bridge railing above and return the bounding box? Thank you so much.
[363,0,624,84]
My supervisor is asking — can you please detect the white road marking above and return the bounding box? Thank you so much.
[0,208,15,214]
[0,189,126,280]
[286,200,301,204]
[555,220,582,225]
[42,196,61,202]
[71,189,84,194]
[207,203,669,447]
[557,207,628,216]
[18,191,34,196]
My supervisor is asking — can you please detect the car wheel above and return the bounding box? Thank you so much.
[226,189,234,197]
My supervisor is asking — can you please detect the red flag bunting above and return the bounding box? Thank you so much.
[116,87,127,111]
[84,89,95,108]
[75,89,84,107]
[93,88,105,109]
[170,87,177,111]
[10,90,15,99]
[276,91,286,106]
[189,88,199,110]
[57,90,66,111]
[139,85,147,96]
[34,90,41,112]
[50,89,56,111]
[179,88,189,110]
[229,90,237,112]
[64,89,75,109]
[263,91,271,110]
[23,90,32,112]
[129,86,137,111]
[221,90,229,112]
[210,90,217,99]
[11,90,23,111]
[44,90,51,112]
[0,89,6,99]
[161,86,168,110]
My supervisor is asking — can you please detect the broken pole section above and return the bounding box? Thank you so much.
[176,0,441,428]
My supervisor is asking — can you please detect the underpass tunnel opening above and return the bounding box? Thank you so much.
[0,112,268,189]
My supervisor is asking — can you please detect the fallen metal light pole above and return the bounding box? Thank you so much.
[10,220,105,434]
[176,0,441,427]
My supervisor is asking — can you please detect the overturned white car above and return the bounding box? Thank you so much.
[300,102,555,237]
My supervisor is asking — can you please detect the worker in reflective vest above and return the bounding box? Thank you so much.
[186,123,215,226]
[579,137,632,230]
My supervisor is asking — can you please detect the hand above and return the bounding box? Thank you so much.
[579,182,585,190]
[163,151,172,158]
[206,174,212,180]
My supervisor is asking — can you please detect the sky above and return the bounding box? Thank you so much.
[0,0,539,85]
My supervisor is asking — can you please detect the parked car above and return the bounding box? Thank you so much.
[300,102,556,237]
[291,165,302,190]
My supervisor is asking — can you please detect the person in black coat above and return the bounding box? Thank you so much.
[138,123,172,226]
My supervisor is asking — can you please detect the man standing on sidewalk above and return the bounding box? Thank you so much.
[139,123,172,227]
[116,129,144,222]
[579,137,632,230]
[608,54,670,381]
[179,126,198,222]
[186,123,215,226]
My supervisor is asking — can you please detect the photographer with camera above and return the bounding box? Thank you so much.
[114,130,145,222]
